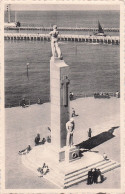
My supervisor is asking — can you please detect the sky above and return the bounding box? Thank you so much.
[5,3,120,11]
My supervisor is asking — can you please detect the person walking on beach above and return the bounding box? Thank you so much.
[49,25,63,59]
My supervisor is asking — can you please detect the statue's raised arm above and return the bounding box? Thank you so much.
[49,25,63,60]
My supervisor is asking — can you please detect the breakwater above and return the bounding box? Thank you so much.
[4,33,120,45]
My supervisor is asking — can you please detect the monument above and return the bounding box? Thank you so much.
[21,25,120,189]
[50,25,80,163]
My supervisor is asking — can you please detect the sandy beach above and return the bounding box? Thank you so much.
[5,97,120,189]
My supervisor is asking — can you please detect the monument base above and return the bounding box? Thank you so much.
[22,143,120,189]
[65,145,80,163]
[47,145,80,163]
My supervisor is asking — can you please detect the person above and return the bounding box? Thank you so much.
[69,92,74,100]
[37,98,42,104]
[42,165,49,175]
[87,169,93,185]
[21,98,26,108]
[66,118,75,147]
[34,133,40,146]
[41,137,46,144]
[71,108,78,117]
[116,91,120,98]
[49,25,63,59]
[93,168,98,183]
[103,152,109,160]
[37,163,49,176]
[18,145,32,155]
[47,136,51,143]
[48,127,51,132]
[88,128,92,139]
[97,169,102,183]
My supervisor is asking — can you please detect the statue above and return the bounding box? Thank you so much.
[66,118,75,147]
[61,76,70,107]
[49,25,63,60]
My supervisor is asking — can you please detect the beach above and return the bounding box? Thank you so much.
[5,97,120,189]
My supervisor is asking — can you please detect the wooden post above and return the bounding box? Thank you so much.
[26,63,29,78]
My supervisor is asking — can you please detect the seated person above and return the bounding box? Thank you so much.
[103,152,109,160]
[37,163,49,176]
[35,133,40,146]
[69,92,74,100]
[71,108,78,117]
[20,98,26,108]
[47,136,51,143]
[37,98,42,104]
[42,164,49,175]
[18,145,32,155]
[41,137,46,144]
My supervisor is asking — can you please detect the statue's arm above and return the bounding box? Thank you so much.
[66,123,69,131]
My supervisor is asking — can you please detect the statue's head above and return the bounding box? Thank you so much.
[53,25,57,30]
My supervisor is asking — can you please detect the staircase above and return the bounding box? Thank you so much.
[22,152,120,189]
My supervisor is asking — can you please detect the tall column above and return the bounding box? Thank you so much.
[50,57,70,151]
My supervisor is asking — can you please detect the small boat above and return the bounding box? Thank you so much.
[94,21,106,37]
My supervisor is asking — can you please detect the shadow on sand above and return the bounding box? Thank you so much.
[76,126,119,151]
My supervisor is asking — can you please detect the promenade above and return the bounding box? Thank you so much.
[5,97,120,189]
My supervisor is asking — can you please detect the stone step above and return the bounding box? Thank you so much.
[22,152,120,189]
[101,162,120,174]
[26,154,65,180]
[65,159,110,179]
[64,161,120,188]
[64,160,112,184]
[22,155,38,172]
[22,154,64,187]
[45,169,64,188]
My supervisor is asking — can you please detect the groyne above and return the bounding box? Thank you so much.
[4,33,120,45]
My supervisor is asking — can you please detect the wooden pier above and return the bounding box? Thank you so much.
[5,26,119,32]
[4,33,120,45]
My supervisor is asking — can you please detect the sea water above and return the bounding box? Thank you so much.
[4,10,120,107]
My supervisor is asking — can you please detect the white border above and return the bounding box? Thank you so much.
[0,0,124,193]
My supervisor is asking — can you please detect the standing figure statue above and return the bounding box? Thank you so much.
[49,25,63,60]
[66,118,75,147]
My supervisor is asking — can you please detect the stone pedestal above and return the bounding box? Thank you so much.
[50,57,70,161]
[65,146,80,163]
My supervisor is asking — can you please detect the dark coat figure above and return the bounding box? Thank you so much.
[93,168,98,183]
[35,133,40,146]
[88,128,92,138]
[21,98,26,108]
[87,169,93,184]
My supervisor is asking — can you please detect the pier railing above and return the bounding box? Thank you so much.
[4,33,120,45]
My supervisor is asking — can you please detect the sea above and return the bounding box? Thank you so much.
[4,10,120,107]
